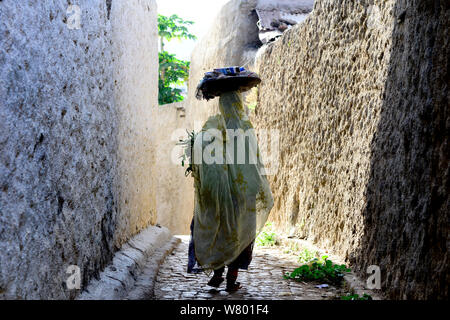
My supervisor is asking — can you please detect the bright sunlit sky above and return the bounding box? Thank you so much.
[156,0,230,61]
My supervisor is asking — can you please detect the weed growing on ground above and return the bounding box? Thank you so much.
[256,223,278,247]
[284,255,351,285]
[340,293,373,300]
[297,248,318,263]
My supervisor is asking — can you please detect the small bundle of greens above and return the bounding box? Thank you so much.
[177,130,197,177]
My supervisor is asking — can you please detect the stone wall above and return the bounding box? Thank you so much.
[154,102,193,235]
[353,0,449,300]
[0,0,159,299]
[252,0,449,299]
[111,0,159,246]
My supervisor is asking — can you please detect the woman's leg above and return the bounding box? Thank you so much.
[225,267,241,292]
[224,241,255,292]
[207,266,225,287]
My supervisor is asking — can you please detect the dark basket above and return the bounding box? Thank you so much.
[195,68,261,100]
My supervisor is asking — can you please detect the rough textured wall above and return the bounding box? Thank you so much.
[354,0,449,300]
[154,102,193,235]
[253,0,393,259]
[252,0,448,299]
[111,0,159,246]
[0,0,158,299]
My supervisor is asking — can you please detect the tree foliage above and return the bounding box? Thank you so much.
[158,14,196,51]
[158,14,196,105]
[158,51,190,105]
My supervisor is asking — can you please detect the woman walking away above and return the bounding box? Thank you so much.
[183,66,274,292]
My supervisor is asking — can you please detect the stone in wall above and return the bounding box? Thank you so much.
[0,0,159,299]
[252,0,448,299]
[255,0,314,44]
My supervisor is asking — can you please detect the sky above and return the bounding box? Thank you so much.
[156,0,230,61]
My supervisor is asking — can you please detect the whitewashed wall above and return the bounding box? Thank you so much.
[0,0,159,299]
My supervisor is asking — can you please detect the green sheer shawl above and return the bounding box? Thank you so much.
[191,91,274,271]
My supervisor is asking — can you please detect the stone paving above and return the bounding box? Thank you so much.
[153,236,344,300]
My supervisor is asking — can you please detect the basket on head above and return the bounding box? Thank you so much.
[195,66,261,101]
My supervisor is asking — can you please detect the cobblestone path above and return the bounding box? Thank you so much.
[154,236,343,300]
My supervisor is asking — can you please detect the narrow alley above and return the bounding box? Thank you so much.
[153,237,342,300]
[0,0,447,303]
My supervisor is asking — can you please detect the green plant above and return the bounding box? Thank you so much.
[158,51,190,105]
[158,14,197,52]
[158,14,197,105]
[341,293,373,300]
[297,248,318,263]
[256,223,278,247]
[284,256,351,285]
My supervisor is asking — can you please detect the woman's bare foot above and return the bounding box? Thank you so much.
[207,275,224,288]
[225,281,242,292]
